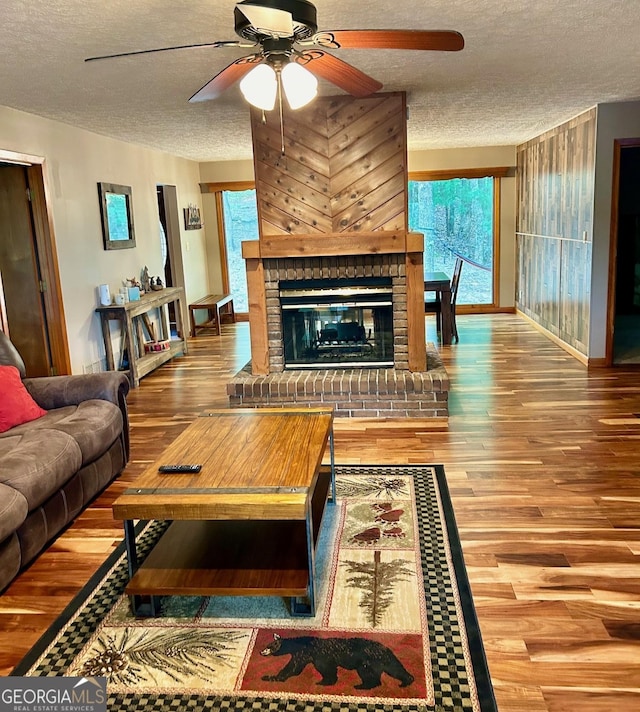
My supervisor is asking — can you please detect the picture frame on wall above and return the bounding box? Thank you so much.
[97,182,136,250]
[183,204,202,230]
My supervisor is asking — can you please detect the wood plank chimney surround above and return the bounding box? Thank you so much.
[226,92,449,419]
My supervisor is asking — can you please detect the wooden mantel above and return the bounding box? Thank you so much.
[242,232,426,375]
[241,232,424,260]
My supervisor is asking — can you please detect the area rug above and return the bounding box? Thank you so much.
[13,464,497,711]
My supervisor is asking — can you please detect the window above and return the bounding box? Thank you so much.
[215,186,259,313]
[211,169,505,312]
[409,169,506,307]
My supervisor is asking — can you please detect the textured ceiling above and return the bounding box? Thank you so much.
[2,0,640,162]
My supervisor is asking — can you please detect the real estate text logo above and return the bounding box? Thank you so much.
[0,677,106,712]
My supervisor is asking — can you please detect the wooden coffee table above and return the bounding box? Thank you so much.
[112,407,335,617]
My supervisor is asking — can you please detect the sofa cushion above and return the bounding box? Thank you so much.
[0,483,28,542]
[0,365,47,433]
[0,430,82,510]
[4,400,123,466]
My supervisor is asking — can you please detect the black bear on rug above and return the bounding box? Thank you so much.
[260,633,414,690]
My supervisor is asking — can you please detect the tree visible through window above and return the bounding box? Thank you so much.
[221,189,259,312]
[408,176,495,305]
[220,176,497,311]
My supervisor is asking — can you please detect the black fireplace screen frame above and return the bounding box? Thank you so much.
[279,277,395,369]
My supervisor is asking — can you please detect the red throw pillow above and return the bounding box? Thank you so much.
[0,364,47,433]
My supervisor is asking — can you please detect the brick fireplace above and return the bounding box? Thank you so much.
[226,234,449,418]
[221,92,449,418]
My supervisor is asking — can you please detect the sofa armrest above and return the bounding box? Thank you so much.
[23,372,131,460]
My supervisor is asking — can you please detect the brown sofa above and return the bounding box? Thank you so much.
[0,332,130,592]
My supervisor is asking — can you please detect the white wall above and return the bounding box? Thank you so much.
[199,160,255,183]
[0,105,205,374]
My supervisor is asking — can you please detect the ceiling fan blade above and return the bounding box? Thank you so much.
[310,29,464,52]
[296,51,382,98]
[85,40,247,63]
[189,55,263,103]
[236,2,294,36]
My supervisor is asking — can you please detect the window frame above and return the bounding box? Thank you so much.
[408,167,509,312]
[201,180,256,315]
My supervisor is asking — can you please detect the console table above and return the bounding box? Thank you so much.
[96,286,188,387]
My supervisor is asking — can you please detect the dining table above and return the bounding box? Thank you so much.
[424,271,453,345]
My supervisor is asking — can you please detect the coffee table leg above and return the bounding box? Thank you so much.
[329,424,336,503]
[123,519,161,617]
[291,508,316,617]
[291,432,336,617]
[123,519,138,576]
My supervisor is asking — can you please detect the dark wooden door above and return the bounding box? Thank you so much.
[0,164,52,376]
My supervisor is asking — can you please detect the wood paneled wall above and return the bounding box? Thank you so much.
[516,109,596,354]
[250,92,407,237]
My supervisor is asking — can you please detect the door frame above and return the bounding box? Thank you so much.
[157,184,188,334]
[0,148,71,374]
[606,138,640,366]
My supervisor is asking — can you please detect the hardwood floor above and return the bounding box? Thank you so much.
[2,313,640,711]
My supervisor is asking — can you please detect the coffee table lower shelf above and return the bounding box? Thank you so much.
[126,519,311,599]
[124,465,333,617]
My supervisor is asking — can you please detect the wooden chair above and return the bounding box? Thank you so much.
[449,257,463,343]
[425,257,464,343]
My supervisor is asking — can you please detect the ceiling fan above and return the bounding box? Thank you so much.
[85,0,464,110]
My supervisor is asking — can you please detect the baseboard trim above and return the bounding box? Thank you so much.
[457,305,516,315]
[516,310,589,366]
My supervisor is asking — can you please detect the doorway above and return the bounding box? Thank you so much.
[0,154,70,376]
[609,141,640,365]
[156,184,187,336]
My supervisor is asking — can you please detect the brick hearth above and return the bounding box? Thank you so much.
[227,343,448,419]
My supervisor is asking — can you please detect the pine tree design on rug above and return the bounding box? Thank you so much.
[75,628,250,686]
[335,476,409,500]
[341,551,414,629]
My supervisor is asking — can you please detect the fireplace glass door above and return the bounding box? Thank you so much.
[280,278,394,369]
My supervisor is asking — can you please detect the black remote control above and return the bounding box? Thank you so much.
[158,464,202,474]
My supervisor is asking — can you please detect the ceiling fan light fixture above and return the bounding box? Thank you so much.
[281,61,318,109]
[239,62,277,110]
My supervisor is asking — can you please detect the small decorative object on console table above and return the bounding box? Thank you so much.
[95,286,188,387]
[98,283,111,306]
[141,266,151,294]
[144,339,170,353]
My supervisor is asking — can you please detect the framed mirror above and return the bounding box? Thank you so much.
[97,182,136,250]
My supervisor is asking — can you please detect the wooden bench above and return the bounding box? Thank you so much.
[188,294,235,337]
